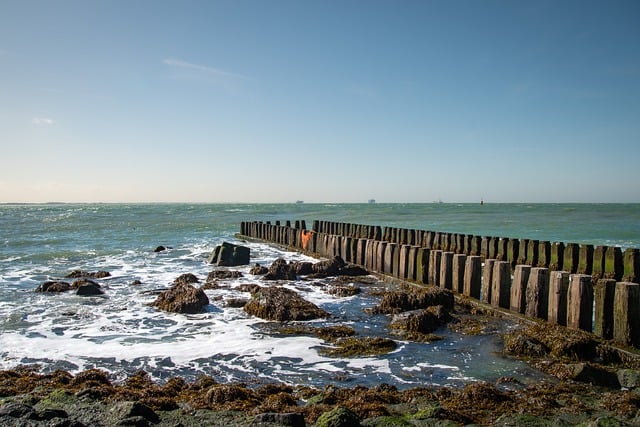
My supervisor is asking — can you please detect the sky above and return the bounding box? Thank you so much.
[1,0,639,203]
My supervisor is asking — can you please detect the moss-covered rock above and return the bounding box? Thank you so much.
[316,405,361,427]
[243,286,329,321]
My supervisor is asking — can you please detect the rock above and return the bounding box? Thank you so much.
[108,401,159,425]
[250,264,269,275]
[173,273,199,285]
[35,281,71,293]
[503,334,550,358]
[130,280,142,286]
[225,298,249,308]
[76,282,105,296]
[618,369,640,389]
[152,283,210,314]
[390,306,451,335]
[0,402,36,418]
[251,412,306,427]
[338,264,369,276]
[237,284,261,293]
[369,286,454,314]
[291,261,314,276]
[208,242,250,266]
[315,406,361,427]
[328,285,361,297]
[153,245,169,253]
[243,286,329,321]
[312,256,346,277]
[549,362,621,388]
[207,270,243,281]
[264,258,297,281]
[66,270,111,278]
[321,337,397,357]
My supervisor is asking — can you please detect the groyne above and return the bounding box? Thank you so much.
[239,220,640,349]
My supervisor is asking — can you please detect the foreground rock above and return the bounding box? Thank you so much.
[243,286,329,321]
[208,242,250,266]
[152,283,209,314]
[389,305,452,335]
[66,270,111,279]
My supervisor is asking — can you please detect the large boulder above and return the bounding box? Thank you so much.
[263,258,297,280]
[244,286,329,321]
[73,279,104,296]
[152,283,210,314]
[312,256,345,277]
[208,242,250,266]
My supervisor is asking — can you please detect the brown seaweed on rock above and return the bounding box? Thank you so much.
[367,285,454,314]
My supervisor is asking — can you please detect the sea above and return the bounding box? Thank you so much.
[1,203,638,389]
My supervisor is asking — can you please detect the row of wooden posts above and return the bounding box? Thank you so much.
[239,220,640,348]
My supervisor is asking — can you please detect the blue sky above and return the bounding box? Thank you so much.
[1,0,639,203]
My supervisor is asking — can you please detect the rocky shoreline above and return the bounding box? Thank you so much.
[5,254,640,426]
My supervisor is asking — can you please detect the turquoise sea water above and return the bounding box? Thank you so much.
[0,203,638,387]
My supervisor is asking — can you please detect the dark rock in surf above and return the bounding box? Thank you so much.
[153,245,169,253]
[66,270,111,279]
[35,281,71,293]
[263,258,297,281]
[311,256,346,277]
[152,283,210,314]
[206,270,243,281]
[76,282,105,296]
[249,263,269,275]
[208,242,250,266]
[173,273,199,285]
[243,286,329,321]
[338,264,369,277]
[328,285,361,297]
[291,261,313,276]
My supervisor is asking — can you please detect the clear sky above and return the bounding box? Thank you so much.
[1,0,639,203]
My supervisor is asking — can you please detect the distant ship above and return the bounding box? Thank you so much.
[368,199,376,204]
[295,200,304,204]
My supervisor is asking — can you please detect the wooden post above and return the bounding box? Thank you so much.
[429,250,442,286]
[548,271,569,326]
[440,252,454,290]
[507,239,519,268]
[481,259,495,304]
[623,248,640,283]
[491,261,511,309]
[605,246,623,281]
[496,238,509,261]
[567,274,593,332]
[563,243,579,274]
[526,240,539,266]
[384,243,397,275]
[594,279,616,340]
[577,244,594,275]
[613,282,640,348]
[526,268,549,320]
[463,256,482,299]
[592,245,608,281]
[453,254,467,294]
[375,241,387,273]
[550,242,565,271]
[537,241,551,268]
[470,236,482,256]
[510,265,531,314]
[416,248,430,284]
[516,239,529,265]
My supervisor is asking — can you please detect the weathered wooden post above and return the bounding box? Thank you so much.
[550,242,565,271]
[416,248,430,284]
[613,282,640,348]
[567,274,593,332]
[526,268,549,320]
[496,238,509,261]
[623,248,640,283]
[481,259,495,304]
[375,241,387,273]
[429,250,442,286]
[507,239,519,268]
[577,244,594,275]
[469,236,482,256]
[406,246,420,281]
[384,243,397,275]
[594,279,616,340]
[463,256,482,299]
[453,254,467,294]
[510,265,531,314]
[491,261,511,309]
[548,271,569,326]
[537,241,551,268]
[563,243,580,274]
[605,246,623,281]
[516,239,529,265]
[526,240,539,266]
[592,245,608,281]
[440,252,454,290]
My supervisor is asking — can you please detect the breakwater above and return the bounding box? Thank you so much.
[240,219,640,349]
